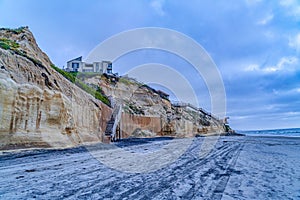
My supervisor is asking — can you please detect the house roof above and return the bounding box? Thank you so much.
[67,56,82,63]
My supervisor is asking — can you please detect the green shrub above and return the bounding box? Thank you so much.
[0,38,20,50]
[68,71,78,78]
[50,64,110,106]
[96,86,105,95]
[0,42,10,50]
[51,64,76,83]
[0,27,27,34]
[12,27,26,34]
[75,79,110,106]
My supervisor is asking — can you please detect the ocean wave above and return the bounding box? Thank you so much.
[240,128,300,137]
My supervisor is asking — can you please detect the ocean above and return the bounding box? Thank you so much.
[240,127,300,137]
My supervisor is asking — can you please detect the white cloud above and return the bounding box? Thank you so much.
[150,0,166,16]
[257,14,274,25]
[289,33,300,52]
[280,0,294,6]
[245,64,260,71]
[293,88,300,93]
[288,87,300,93]
[279,0,300,18]
[244,56,298,73]
[270,87,300,96]
[285,111,300,116]
[264,56,298,72]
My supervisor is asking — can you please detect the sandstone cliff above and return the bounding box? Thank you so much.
[0,27,227,150]
[0,27,112,150]
[81,74,226,138]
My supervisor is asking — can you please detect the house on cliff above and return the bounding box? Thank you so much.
[65,56,113,74]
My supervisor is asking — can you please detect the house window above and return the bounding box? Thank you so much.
[72,63,79,72]
[107,63,112,74]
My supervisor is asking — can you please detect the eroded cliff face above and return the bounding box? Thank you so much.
[83,75,226,137]
[0,27,112,150]
[0,27,226,150]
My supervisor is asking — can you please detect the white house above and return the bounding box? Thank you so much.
[65,56,112,74]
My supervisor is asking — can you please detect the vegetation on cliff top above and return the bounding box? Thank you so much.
[50,64,110,106]
[0,28,110,107]
[0,26,27,34]
[0,36,50,74]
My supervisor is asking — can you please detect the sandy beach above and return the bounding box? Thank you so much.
[0,136,299,199]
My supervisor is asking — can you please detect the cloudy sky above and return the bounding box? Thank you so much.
[0,0,299,130]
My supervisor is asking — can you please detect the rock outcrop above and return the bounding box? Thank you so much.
[82,74,227,137]
[0,27,227,150]
[0,27,112,150]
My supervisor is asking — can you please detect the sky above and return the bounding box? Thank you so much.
[0,0,299,130]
